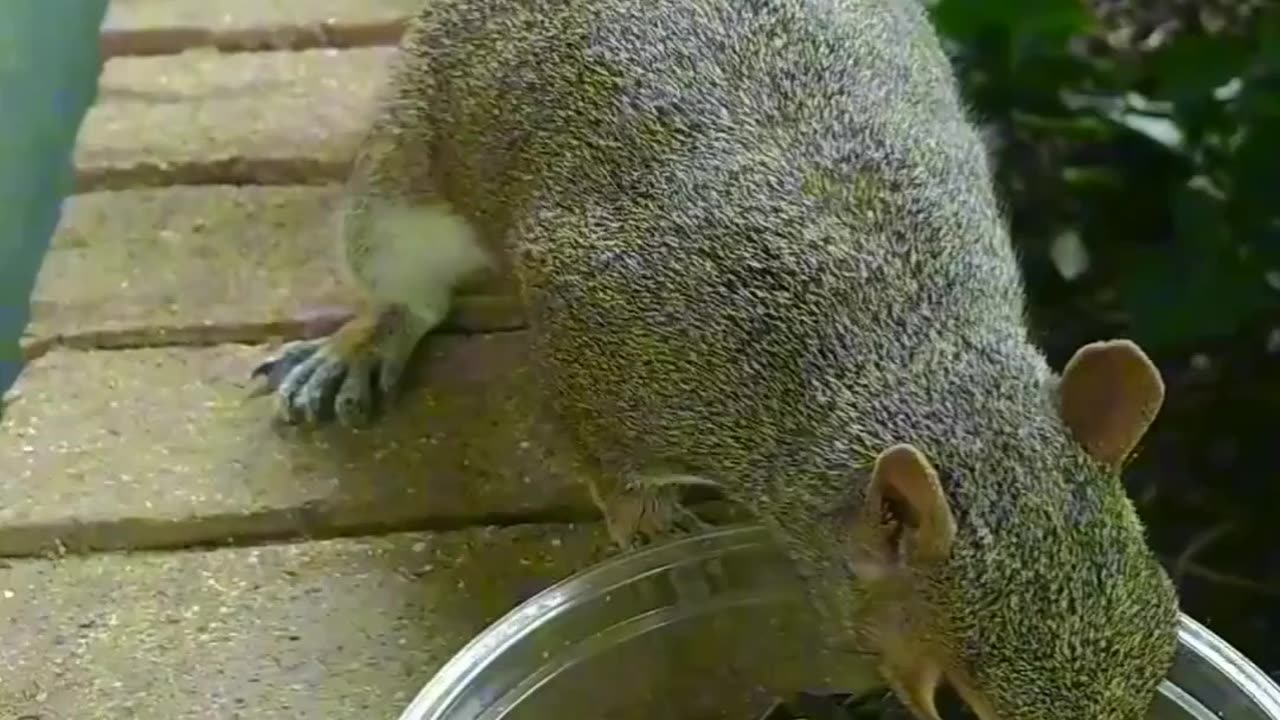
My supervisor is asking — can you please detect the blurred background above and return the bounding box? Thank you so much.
[926,0,1278,678]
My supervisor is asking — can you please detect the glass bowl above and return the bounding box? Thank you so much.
[396,524,1280,720]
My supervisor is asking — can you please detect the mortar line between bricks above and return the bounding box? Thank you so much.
[0,497,737,560]
[0,505,608,560]
[99,20,409,60]
[73,159,352,194]
[21,319,529,362]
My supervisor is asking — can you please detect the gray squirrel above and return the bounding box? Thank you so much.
[253,0,1181,718]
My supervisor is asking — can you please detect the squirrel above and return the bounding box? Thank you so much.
[251,0,1181,718]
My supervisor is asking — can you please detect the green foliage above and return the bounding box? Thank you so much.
[929,0,1280,355]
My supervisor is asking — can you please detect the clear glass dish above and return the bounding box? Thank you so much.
[397,524,1280,720]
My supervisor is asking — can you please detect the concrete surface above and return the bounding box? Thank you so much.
[105,0,424,32]
[0,524,612,719]
[0,340,595,556]
[77,48,394,190]
[27,186,346,347]
[101,0,414,58]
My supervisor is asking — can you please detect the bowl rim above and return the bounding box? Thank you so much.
[1175,613,1280,716]
[396,525,772,720]
[396,524,1280,720]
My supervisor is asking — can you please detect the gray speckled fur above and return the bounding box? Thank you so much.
[332,0,1180,717]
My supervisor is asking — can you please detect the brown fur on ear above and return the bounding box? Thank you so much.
[867,444,956,565]
[1058,339,1164,469]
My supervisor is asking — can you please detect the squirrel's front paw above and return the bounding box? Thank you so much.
[251,309,421,427]
[252,338,373,427]
[594,482,710,550]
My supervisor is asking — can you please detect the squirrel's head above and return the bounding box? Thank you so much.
[841,339,1180,720]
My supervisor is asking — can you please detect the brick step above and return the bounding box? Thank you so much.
[76,48,393,191]
[101,0,418,56]
[1,341,595,557]
[0,524,609,718]
[25,185,521,359]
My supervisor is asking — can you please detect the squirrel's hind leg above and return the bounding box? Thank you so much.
[254,198,491,428]
[253,304,435,427]
[587,473,716,550]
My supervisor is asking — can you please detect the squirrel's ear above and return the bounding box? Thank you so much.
[866,444,956,566]
[1058,339,1164,469]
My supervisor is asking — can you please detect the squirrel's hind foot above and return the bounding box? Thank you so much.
[590,480,711,551]
[251,305,429,428]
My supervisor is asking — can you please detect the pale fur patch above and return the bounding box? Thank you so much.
[342,202,491,323]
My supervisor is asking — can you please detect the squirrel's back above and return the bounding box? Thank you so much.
[376,0,1034,469]
[356,2,1181,718]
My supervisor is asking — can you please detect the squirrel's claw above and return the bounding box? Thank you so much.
[251,306,427,428]
[251,338,338,425]
[279,343,351,425]
[589,480,705,550]
[250,340,317,391]
[250,338,393,428]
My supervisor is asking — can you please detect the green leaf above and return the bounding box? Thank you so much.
[1146,35,1252,104]
[1106,111,1186,152]
[929,0,1092,44]
[1116,180,1270,350]
[1226,99,1280,235]
[1061,166,1125,190]
[1010,111,1112,140]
